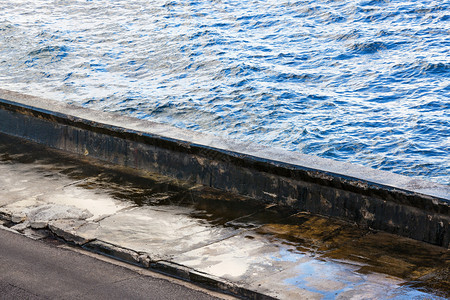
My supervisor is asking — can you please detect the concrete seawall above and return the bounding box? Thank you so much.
[0,89,448,247]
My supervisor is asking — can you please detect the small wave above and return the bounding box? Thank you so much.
[333,53,354,60]
[320,11,346,24]
[27,45,69,58]
[421,62,450,75]
[405,5,447,15]
[392,61,450,78]
[161,1,179,9]
[367,94,399,104]
[263,72,321,84]
[349,41,389,54]
[335,29,360,41]
[293,6,322,18]
[412,100,450,112]
[306,94,328,101]
[216,63,262,79]
[376,30,393,37]
[359,0,390,5]
[0,22,14,33]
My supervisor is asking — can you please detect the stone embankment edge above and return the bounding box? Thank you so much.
[0,89,448,247]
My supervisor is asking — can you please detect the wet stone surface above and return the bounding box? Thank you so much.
[0,133,448,299]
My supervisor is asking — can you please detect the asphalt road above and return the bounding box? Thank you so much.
[0,228,228,300]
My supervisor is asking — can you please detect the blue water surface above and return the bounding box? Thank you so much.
[0,0,449,184]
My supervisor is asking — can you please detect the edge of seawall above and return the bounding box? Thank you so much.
[0,88,448,247]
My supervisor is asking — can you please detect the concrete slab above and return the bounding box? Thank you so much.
[79,206,242,260]
[48,219,97,245]
[27,204,92,229]
[172,230,309,281]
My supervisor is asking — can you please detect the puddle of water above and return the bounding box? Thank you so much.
[85,205,241,258]
[0,162,133,221]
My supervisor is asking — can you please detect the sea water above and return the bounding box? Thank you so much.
[0,0,448,184]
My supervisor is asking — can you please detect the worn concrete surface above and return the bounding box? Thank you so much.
[0,134,448,299]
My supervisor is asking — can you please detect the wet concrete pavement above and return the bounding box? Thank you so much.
[0,133,449,299]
